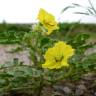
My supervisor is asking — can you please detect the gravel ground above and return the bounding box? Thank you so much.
[42,73,96,96]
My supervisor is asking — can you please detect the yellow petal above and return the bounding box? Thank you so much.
[37,8,59,35]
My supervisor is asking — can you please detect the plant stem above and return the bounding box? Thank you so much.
[88,0,96,14]
[36,75,44,96]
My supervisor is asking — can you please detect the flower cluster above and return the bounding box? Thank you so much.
[37,8,75,69]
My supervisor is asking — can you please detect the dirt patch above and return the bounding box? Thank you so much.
[0,44,30,64]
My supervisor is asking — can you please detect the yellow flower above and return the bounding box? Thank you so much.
[37,8,59,35]
[42,41,75,69]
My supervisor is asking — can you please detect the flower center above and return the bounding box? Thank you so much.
[43,20,54,26]
[55,56,63,62]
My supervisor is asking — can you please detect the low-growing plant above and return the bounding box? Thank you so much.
[0,8,95,96]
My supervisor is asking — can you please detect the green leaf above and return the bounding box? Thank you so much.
[87,8,95,15]
[74,12,90,15]
[0,73,13,78]
[61,6,75,13]
[69,33,90,48]
[72,3,82,7]
[40,37,50,47]
[7,66,42,78]
[0,79,7,86]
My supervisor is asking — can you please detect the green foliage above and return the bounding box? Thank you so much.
[0,23,31,44]
[0,21,95,95]
[66,33,96,80]
[0,22,96,44]
[0,59,43,95]
[0,6,96,95]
